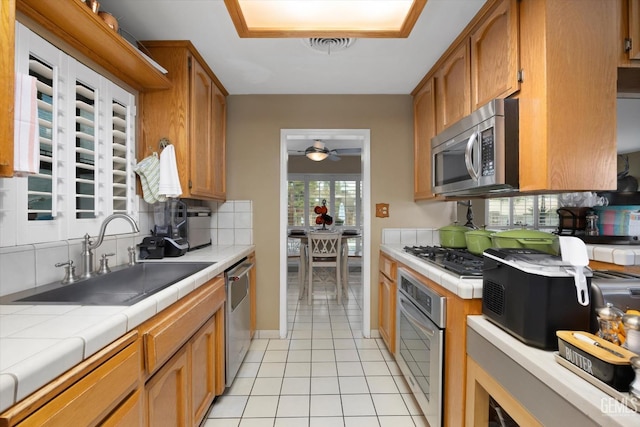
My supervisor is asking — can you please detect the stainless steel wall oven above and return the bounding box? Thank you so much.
[396,268,446,427]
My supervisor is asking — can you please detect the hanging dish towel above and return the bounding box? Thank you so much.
[134,153,166,204]
[158,144,182,198]
[13,73,39,175]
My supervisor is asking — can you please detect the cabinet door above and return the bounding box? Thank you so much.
[211,84,227,200]
[189,57,216,198]
[378,273,396,354]
[190,316,216,426]
[101,389,143,427]
[628,0,640,62]
[471,0,520,110]
[436,42,471,133]
[146,347,190,427]
[413,78,437,200]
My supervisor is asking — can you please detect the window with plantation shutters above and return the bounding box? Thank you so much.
[486,195,560,231]
[0,23,138,246]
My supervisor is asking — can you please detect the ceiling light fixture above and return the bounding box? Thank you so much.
[224,0,427,38]
[305,141,330,161]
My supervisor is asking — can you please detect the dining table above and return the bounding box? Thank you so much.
[287,229,361,302]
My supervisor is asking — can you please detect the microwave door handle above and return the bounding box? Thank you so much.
[464,131,480,181]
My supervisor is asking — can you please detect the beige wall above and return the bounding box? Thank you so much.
[225,95,455,331]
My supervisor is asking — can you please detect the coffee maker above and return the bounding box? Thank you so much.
[152,199,189,256]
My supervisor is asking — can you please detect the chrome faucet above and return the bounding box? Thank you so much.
[81,213,140,279]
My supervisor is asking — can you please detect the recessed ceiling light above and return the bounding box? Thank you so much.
[224,0,427,38]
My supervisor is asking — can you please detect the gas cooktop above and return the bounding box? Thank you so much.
[403,245,484,277]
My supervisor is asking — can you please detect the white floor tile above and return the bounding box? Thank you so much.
[311,349,335,362]
[227,377,255,396]
[333,339,356,349]
[401,393,424,416]
[208,395,248,418]
[385,361,402,376]
[311,361,337,377]
[411,415,429,426]
[312,329,333,339]
[392,376,411,394]
[289,339,312,350]
[263,350,289,363]
[281,377,311,395]
[276,395,310,417]
[331,329,353,337]
[257,362,286,378]
[274,417,309,427]
[267,340,291,350]
[361,362,390,376]
[354,338,379,349]
[358,349,384,362]
[310,395,343,417]
[310,417,344,427]
[377,416,415,427]
[287,349,312,362]
[250,339,269,351]
[203,418,240,427]
[237,363,261,378]
[311,338,334,349]
[310,376,339,394]
[341,394,376,416]
[243,395,279,418]
[338,376,369,394]
[244,350,265,363]
[251,377,283,395]
[335,349,359,362]
[239,418,275,427]
[371,394,410,416]
[344,416,380,427]
[291,330,312,339]
[336,362,364,377]
[285,362,312,378]
[366,376,398,394]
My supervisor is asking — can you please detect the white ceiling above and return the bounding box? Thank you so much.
[99,0,487,95]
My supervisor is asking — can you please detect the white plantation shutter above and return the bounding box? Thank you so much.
[1,23,138,245]
[27,56,56,221]
[73,80,98,219]
[486,195,560,230]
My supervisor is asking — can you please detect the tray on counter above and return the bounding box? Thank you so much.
[555,353,640,413]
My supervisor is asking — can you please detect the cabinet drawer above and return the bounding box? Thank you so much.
[100,389,143,427]
[143,276,225,375]
[17,340,140,427]
[379,254,397,281]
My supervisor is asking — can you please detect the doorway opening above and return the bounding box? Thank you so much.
[279,129,371,338]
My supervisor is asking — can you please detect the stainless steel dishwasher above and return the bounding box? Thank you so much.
[225,258,254,387]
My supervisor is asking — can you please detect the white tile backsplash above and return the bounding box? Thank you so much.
[0,200,253,297]
[381,228,437,246]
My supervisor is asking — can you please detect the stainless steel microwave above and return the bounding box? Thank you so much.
[431,98,519,196]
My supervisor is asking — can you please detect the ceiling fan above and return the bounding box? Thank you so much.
[298,140,360,162]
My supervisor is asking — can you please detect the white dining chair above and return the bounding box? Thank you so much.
[307,231,342,304]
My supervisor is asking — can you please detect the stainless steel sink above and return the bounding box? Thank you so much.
[1,262,214,306]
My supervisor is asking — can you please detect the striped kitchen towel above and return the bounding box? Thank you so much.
[14,73,39,175]
[135,153,166,204]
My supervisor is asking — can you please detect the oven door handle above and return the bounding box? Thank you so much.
[399,298,437,338]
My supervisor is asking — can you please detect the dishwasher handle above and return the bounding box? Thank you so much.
[227,262,254,281]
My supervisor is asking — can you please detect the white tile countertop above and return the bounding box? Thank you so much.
[586,244,640,266]
[380,244,483,299]
[468,315,640,426]
[0,244,254,413]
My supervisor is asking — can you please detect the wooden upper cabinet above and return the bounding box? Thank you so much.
[413,78,437,200]
[0,0,15,178]
[619,0,640,66]
[140,41,227,201]
[470,0,520,110]
[435,42,471,133]
[518,0,618,192]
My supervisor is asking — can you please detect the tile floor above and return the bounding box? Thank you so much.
[202,263,428,427]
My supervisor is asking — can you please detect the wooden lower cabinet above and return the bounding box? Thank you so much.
[0,332,140,427]
[146,347,190,427]
[101,390,144,427]
[466,357,542,427]
[190,316,217,426]
[378,253,397,354]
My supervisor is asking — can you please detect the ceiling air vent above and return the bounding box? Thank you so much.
[304,38,356,54]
